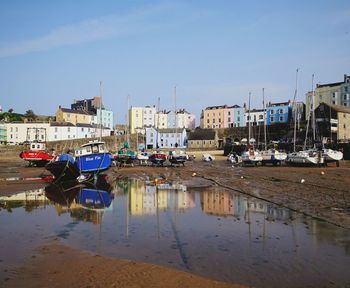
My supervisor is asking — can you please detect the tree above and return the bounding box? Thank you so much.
[25,109,36,121]
[8,108,13,113]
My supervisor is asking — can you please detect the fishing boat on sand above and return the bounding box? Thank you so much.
[20,141,56,167]
[45,140,112,181]
[149,150,167,166]
[168,150,187,166]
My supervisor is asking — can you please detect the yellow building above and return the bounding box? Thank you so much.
[56,107,95,125]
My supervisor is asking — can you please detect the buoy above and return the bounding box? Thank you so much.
[192,172,197,177]
[321,171,325,175]
[301,179,305,183]
[240,176,244,179]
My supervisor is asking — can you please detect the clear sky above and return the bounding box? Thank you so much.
[0,0,349,124]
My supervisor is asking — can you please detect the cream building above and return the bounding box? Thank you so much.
[305,74,350,119]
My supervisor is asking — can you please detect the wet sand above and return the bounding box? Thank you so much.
[1,152,350,287]
[5,241,244,288]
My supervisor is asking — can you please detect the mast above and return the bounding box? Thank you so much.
[156,97,160,149]
[304,74,314,150]
[174,85,177,148]
[248,92,251,145]
[293,69,299,152]
[127,94,130,144]
[99,81,103,141]
[312,74,316,142]
[263,88,267,150]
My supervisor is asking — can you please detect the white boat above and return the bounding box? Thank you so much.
[261,149,287,165]
[241,148,263,165]
[322,148,343,162]
[137,152,149,165]
[286,149,324,166]
[260,88,287,165]
[202,153,215,162]
[227,152,242,165]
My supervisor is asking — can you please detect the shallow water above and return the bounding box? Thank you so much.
[0,179,350,288]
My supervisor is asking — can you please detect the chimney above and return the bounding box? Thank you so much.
[345,74,350,83]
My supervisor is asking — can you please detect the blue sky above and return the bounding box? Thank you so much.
[0,0,349,124]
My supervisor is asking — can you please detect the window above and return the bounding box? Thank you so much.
[228,111,231,115]
[68,128,70,132]
[344,94,348,101]
[218,118,221,123]
[228,117,231,122]
[345,87,348,92]
[207,119,209,123]
[259,115,263,120]
[332,92,336,98]
[332,101,336,105]
[270,116,274,122]
[279,109,283,114]
[237,117,240,121]
[15,127,18,132]
[213,119,215,123]
[279,116,284,121]
[81,128,84,131]
[237,111,240,115]
[55,127,58,132]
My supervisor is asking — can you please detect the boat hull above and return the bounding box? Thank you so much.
[286,150,324,166]
[75,153,112,173]
[45,160,80,181]
[149,153,167,166]
[20,150,55,166]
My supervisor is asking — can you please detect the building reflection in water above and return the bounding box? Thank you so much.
[115,179,293,223]
[0,188,49,212]
[123,180,194,216]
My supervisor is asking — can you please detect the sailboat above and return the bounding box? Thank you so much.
[260,88,287,165]
[286,73,324,166]
[149,97,167,166]
[167,86,188,166]
[241,92,263,165]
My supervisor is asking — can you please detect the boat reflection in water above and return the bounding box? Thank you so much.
[44,175,113,224]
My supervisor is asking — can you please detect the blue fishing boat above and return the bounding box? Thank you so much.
[45,141,112,181]
[74,141,112,173]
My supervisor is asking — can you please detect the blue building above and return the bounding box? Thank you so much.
[266,101,291,125]
[232,105,245,127]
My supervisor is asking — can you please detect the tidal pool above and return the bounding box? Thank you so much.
[0,179,349,288]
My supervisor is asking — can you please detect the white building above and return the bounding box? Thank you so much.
[145,127,187,149]
[6,122,51,143]
[245,109,265,126]
[5,122,111,144]
[49,122,76,141]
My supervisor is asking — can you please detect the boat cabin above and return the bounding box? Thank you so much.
[74,141,107,157]
[29,142,47,151]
